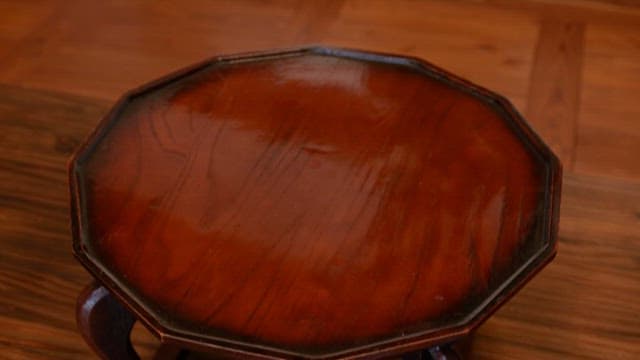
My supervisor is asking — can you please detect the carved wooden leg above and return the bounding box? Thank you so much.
[76,282,140,360]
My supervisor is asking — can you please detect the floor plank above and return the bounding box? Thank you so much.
[475,0,640,25]
[0,0,540,111]
[0,84,157,359]
[526,21,584,168]
[574,23,640,180]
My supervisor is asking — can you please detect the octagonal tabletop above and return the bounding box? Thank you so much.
[70,47,561,359]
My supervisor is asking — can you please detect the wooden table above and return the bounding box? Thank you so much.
[0,1,638,359]
[69,46,561,359]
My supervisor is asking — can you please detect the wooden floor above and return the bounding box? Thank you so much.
[0,0,638,359]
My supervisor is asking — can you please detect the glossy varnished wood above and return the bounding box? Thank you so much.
[70,48,559,358]
[1,1,639,359]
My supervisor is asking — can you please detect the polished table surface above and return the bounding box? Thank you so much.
[72,49,557,358]
[0,1,639,359]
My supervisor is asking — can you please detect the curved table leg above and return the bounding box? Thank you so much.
[76,282,140,360]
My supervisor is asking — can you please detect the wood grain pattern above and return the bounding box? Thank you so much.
[71,49,558,358]
[0,0,639,359]
[574,23,640,180]
[0,84,156,359]
[526,21,584,168]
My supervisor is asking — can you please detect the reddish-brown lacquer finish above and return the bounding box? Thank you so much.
[70,47,561,359]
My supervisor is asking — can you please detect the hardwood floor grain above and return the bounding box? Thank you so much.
[0,85,157,359]
[526,21,584,169]
[0,0,638,358]
[575,23,640,180]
